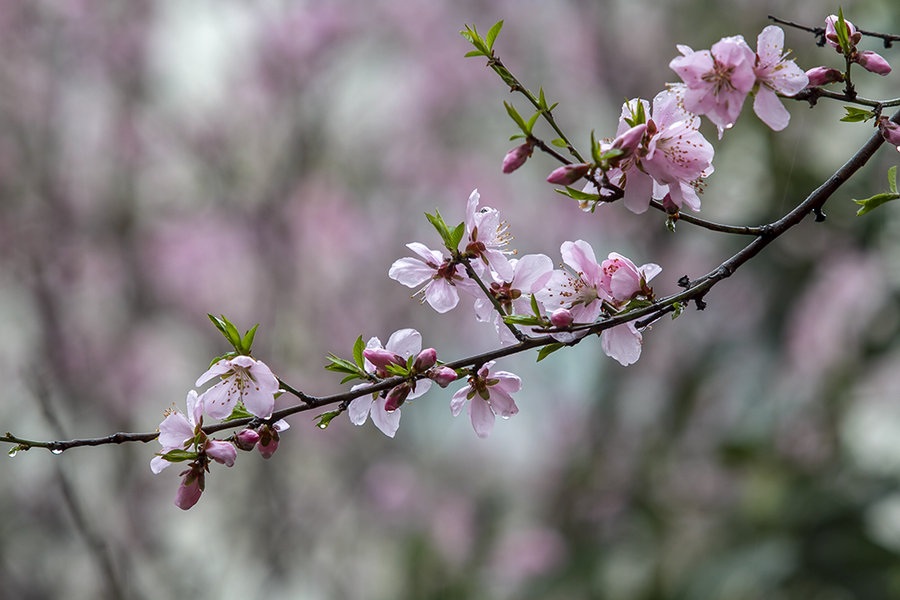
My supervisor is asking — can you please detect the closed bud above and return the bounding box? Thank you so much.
[611,123,647,158]
[502,142,533,174]
[384,383,411,412]
[855,51,891,75]
[205,440,237,467]
[174,465,204,510]
[413,348,437,371]
[257,425,280,459]
[364,348,405,375]
[546,163,591,186]
[234,428,261,451]
[550,308,574,328]
[429,366,458,388]
[805,66,843,87]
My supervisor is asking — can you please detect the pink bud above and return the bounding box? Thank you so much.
[855,51,891,75]
[611,123,647,158]
[364,348,405,373]
[174,467,203,510]
[546,163,591,186]
[205,440,237,467]
[502,142,533,174]
[805,66,844,87]
[234,428,261,451]
[429,366,458,388]
[825,15,860,51]
[878,118,900,151]
[549,308,574,328]
[384,383,411,412]
[413,348,437,371]
[257,437,279,459]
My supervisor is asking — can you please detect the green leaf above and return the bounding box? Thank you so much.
[854,192,900,215]
[538,87,548,111]
[840,106,875,122]
[530,293,541,317]
[224,404,253,421]
[325,354,363,375]
[889,165,898,194]
[159,449,198,463]
[315,409,342,430]
[502,314,545,326]
[208,314,228,336]
[551,138,567,148]
[836,8,852,55]
[509,134,526,141]
[425,210,453,248]
[340,374,363,385]
[525,111,541,134]
[555,186,600,201]
[624,298,654,311]
[208,351,237,368]
[537,343,565,362]
[504,101,528,132]
[671,302,684,320]
[599,148,624,163]
[449,222,466,251]
[464,49,485,58]
[240,324,259,353]
[590,130,602,164]
[485,20,503,51]
[352,336,366,369]
[384,363,410,377]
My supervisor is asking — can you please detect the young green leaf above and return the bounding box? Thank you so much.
[840,106,875,122]
[536,343,565,362]
[449,222,466,251]
[464,49,486,58]
[555,186,600,201]
[504,101,528,132]
[889,165,898,194]
[854,192,900,215]
[241,324,259,353]
[551,138,567,148]
[352,335,366,370]
[671,302,684,320]
[315,409,343,430]
[425,210,453,248]
[485,20,503,51]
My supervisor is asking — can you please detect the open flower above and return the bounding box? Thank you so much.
[474,253,554,344]
[348,329,432,437]
[150,390,204,475]
[389,243,478,313]
[670,35,757,136]
[195,355,280,420]
[751,25,809,131]
[465,189,514,281]
[450,361,521,438]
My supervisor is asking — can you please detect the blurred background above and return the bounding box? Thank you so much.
[1,0,899,598]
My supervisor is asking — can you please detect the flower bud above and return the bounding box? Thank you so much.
[825,15,860,51]
[804,66,843,87]
[384,383,411,412]
[546,163,591,186]
[256,425,280,459]
[364,348,405,375]
[502,142,533,174]
[855,51,891,75]
[878,118,900,151]
[205,440,237,467]
[175,466,204,510]
[413,348,437,371]
[234,428,261,451]
[549,308,574,328]
[611,123,647,158]
[429,366,458,388]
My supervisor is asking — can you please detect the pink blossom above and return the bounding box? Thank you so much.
[389,242,478,313]
[384,382,412,412]
[348,329,432,437]
[805,66,843,87]
[670,35,756,136]
[599,90,714,214]
[502,142,533,173]
[610,123,647,159]
[413,348,437,371]
[450,361,521,438]
[474,253,554,344]
[752,26,809,131]
[235,428,261,451]
[600,321,644,367]
[205,440,237,467]
[536,240,609,326]
[855,50,891,75]
[195,355,280,420]
[464,189,514,281]
[256,423,286,459]
[549,308,573,328]
[599,252,661,306]
[150,390,203,474]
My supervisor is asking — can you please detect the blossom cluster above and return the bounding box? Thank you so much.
[152,355,286,509]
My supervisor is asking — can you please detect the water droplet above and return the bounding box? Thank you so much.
[8,449,17,458]
[317,422,328,429]
[51,448,63,455]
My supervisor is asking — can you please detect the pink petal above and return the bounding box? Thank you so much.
[450,387,469,417]
[158,412,195,449]
[195,359,232,387]
[622,170,653,214]
[561,240,601,286]
[465,188,480,234]
[469,397,496,438]
[425,279,460,313]
[755,25,785,69]
[348,395,373,426]
[488,387,519,418]
[601,323,643,366]
[202,380,238,420]
[370,397,401,438]
[206,440,236,467]
[389,258,435,287]
[150,455,171,474]
[385,328,422,359]
[753,87,791,131]
[513,254,553,292]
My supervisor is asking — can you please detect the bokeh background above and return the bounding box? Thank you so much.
[2,0,900,598]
